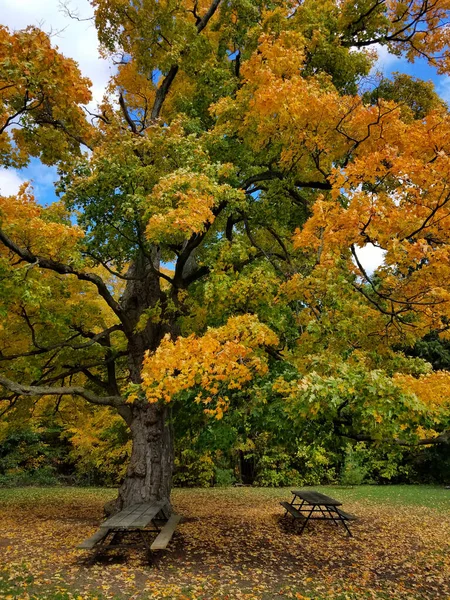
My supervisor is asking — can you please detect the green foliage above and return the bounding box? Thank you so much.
[173,448,215,487]
[0,427,68,487]
[281,363,428,445]
[364,73,445,120]
[214,467,235,487]
[407,332,450,371]
[340,445,369,486]
[0,465,59,487]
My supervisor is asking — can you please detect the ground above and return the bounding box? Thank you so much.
[0,486,449,600]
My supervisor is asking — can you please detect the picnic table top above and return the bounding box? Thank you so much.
[100,501,166,530]
[291,490,342,506]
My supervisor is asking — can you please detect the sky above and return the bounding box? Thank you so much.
[0,0,112,201]
[1,1,449,273]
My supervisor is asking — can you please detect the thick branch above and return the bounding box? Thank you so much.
[0,229,130,329]
[175,202,226,287]
[242,170,331,191]
[196,0,221,33]
[0,375,124,407]
[150,0,222,121]
[335,422,450,446]
[119,92,138,134]
[151,66,179,122]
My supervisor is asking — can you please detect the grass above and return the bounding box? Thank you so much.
[0,485,449,600]
[173,483,450,510]
[2,483,447,507]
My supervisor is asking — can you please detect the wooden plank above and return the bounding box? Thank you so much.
[150,514,181,550]
[291,490,342,506]
[77,528,110,549]
[100,503,151,529]
[280,501,306,520]
[100,505,140,529]
[335,508,358,521]
[100,503,142,527]
[128,502,165,528]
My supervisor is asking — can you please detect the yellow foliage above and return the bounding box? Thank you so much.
[394,371,450,417]
[140,315,279,417]
[0,26,93,165]
[0,186,84,262]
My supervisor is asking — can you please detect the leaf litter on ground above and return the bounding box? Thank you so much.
[0,486,448,600]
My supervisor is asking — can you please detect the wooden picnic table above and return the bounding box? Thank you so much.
[78,500,181,559]
[280,490,357,537]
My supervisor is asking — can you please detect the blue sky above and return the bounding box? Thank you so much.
[374,43,450,100]
[1,2,449,272]
[0,0,111,201]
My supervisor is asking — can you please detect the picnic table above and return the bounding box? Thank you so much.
[77,500,181,559]
[280,490,357,537]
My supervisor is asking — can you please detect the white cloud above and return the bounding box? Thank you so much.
[0,168,25,196]
[353,243,385,275]
[370,44,404,76]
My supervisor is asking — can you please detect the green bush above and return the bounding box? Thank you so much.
[214,467,235,486]
[0,465,59,487]
[340,446,369,486]
[252,450,301,487]
[173,448,215,487]
[0,427,69,487]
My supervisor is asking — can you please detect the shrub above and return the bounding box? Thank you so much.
[214,467,235,486]
[340,446,368,486]
[173,448,215,487]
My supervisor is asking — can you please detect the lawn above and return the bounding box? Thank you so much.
[0,485,449,600]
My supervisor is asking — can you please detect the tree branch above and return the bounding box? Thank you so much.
[196,0,221,33]
[242,170,332,191]
[119,92,138,134]
[0,375,124,407]
[0,229,130,329]
[335,420,450,446]
[150,0,222,121]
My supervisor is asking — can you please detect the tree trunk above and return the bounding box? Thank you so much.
[106,250,177,513]
[115,403,174,511]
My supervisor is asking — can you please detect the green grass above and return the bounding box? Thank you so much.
[0,486,116,505]
[172,483,450,510]
[313,483,450,509]
[0,484,448,510]
[0,570,113,600]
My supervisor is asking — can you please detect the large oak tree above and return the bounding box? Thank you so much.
[1,0,450,509]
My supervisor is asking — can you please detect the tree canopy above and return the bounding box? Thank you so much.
[1,0,450,505]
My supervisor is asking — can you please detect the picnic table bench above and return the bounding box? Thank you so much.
[281,490,357,537]
[77,500,181,559]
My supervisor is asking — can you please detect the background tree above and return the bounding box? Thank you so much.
[1,0,450,509]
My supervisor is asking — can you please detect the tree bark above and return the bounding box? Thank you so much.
[113,403,173,511]
[107,250,178,513]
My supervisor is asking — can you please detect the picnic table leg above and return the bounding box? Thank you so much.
[298,505,314,535]
[138,530,154,561]
[90,530,115,561]
[325,506,339,527]
[335,512,353,537]
[291,498,304,511]
[318,504,329,520]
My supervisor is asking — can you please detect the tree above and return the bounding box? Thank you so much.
[2,0,450,510]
